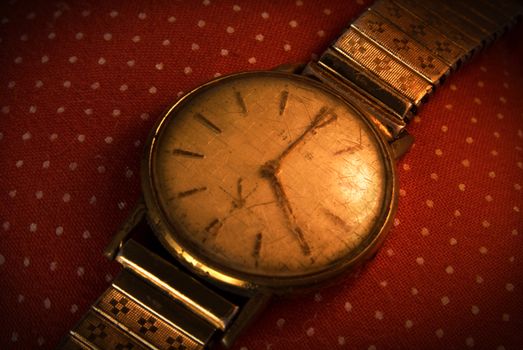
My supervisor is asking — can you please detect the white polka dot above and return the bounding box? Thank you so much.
[402,163,410,171]
[338,336,345,345]
[368,346,376,350]
[2,106,10,114]
[450,238,457,245]
[17,294,24,303]
[127,60,135,67]
[261,12,269,19]
[476,275,484,284]
[191,43,200,50]
[184,66,192,75]
[43,298,51,309]
[411,287,418,295]
[255,34,264,42]
[82,230,91,239]
[314,292,322,302]
[70,304,78,313]
[98,57,106,65]
[2,222,10,230]
[110,10,118,18]
[248,57,256,64]
[81,10,90,17]
[132,35,140,43]
[140,113,150,120]
[50,261,57,271]
[416,257,424,265]
[441,296,450,305]
[69,56,78,63]
[466,137,473,144]
[77,266,85,276]
[233,4,241,11]
[118,201,127,210]
[112,109,121,117]
[22,131,32,140]
[425,199,434,208]
[42,160,50,168]
[11,332,18,343]
[37,336,45,346]
[84,108,93,115]
[57,106,65,114]
[386,249,394,256]
[343,301,353,313]
[97,165,106,173]
[445,266,454,274]
[435,149,443,156]
[317,30,325,37]
[466,337,474,347]
[149,86,157,94]
[29,223,37,232]
[220,49,229,56]
[323,8,332,15]
[35,190,43,199]
[479,246,488,254]
[53,10,62,18]
[512,229,518,236]
[138,12,147,20]
[41,55,49,63]
[289,20,298,28]
[374,310,383,320]
[488,171,496,178]
[471,305,479,315]
[405,320,413,328]
[8,81,16,89]
[276,318,285,328]
[75,32,84,40]
[119,84,128,92]
[499,96,507,103]
[482,220,490,228]
[454,210,461,217]
[29,105,37,113]
[16,160,24,168]
[473,97,481,105]
[63,193,71,202]
[168,16,176,23]
[502,313,510,321]
[458,183,466,191]
[91,82,100,89]
[493,131,500,138]
[283,44,291,51]
[306,327,314,336]
[197,20,206,28]
[435,329,444,338]
[226,26,235,34]
[103,33,112,41]
[505,283,514,292]
[48,32,56,40]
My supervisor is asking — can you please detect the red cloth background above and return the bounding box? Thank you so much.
[1,1,522,349]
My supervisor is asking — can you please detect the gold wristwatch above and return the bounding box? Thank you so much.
[59,1,522,349]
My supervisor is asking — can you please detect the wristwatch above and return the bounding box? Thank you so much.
[59,1,522,349]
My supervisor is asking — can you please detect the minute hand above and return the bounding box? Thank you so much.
[274,106,337,166]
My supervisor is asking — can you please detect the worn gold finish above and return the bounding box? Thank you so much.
[116,239,238,330]
[143,71,398,292]
[351,10,450,84]
[334,29,433,105]
[371,0,466,67]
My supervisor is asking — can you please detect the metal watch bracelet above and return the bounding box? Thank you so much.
[58,1,522,349]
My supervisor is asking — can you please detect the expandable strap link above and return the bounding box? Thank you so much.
[316,0,523,129]
[58,240,240,350]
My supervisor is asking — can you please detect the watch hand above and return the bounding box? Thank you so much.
[259,164,311,256]
[272,106,337,168]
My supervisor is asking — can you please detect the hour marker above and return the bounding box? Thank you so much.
[323,209,352,233]
[194,113,222,134]
[177,186,207,198]
[234,90,247,115]
[279,90,289,115]
[172,148,204,158]
[253,232,262,265]
[205,218,222,235]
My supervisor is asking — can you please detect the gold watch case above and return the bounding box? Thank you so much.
[141,70,398,294]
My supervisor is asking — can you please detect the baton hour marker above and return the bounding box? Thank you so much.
[279,90,289,115]
[194,113,222,134]
[235,90,247,115]
[172,148,205,158]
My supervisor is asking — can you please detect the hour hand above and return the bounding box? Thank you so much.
[259,162,311,256]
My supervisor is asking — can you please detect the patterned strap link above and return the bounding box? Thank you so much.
[58,240,242,350]
[308,0,523,138]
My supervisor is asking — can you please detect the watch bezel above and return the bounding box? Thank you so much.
[141,70,398,294]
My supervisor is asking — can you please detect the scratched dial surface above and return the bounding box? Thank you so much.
[150,72,389,278]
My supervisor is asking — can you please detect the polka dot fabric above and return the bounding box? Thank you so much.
[1,1,522,349]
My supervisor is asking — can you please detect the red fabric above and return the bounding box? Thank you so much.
[1,1,522,349]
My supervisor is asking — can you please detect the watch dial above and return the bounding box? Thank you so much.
[150,72,391,278]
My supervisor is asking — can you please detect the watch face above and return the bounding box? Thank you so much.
[144,71,396,289]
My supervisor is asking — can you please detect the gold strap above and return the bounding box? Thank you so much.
[58,241,240,350]
[307,0,522,138]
